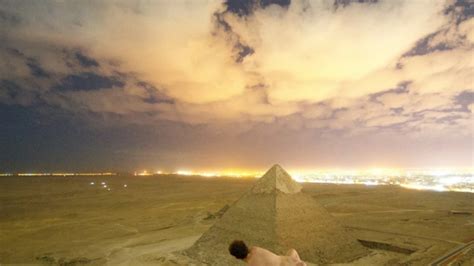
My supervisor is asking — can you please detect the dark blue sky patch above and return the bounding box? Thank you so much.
[235,42,254,63]
[0,79,42,106]
[455,90,474,112]
[370,81,410,102]
[213,9,255,63]
[334,0,378,9]
[26,58,50,78]
[402,31,454,57]
[0,9,21,26]
[55,72,124,91]
[143,96,174,105]
[0,103,112,171]
[75,51,99,68]
[137,81,175,105]
[0,103,44,129]
[136,81,155,91]
[1,79,21,100]
[224,0,290,17]
[407,0,474,58]
[225,0,254,17]
[213,12,232,33]
[445,0,474,24]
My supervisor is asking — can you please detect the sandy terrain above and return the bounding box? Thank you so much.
[1,174,473,265]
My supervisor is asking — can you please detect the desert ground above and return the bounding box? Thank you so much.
[1,174,473,265]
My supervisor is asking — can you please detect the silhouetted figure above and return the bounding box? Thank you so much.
[229,240,307,266]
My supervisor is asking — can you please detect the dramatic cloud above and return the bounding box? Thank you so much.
[0,0,472,170]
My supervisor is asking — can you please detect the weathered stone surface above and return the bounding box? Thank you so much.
[185,164,369,265]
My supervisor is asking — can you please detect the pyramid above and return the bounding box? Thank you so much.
[185,164,368,265]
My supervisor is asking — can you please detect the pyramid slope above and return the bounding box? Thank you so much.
[186,193,278,265]
[185,164,368,265]
[274,193,368,263]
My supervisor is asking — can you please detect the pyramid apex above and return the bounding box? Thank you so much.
[251,164,302,194]
[270,164,283,170]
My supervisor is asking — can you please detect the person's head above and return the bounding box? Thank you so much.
[229,240,249,260]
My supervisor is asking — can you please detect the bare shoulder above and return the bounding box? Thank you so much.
[251,246,268,254]
[247,246,282,266]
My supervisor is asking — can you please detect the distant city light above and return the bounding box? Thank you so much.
[0,173,13,176]
[52,173,75,176]
[131,167,474,193]
[134,169,260,178]
[8,172,116,177]
[291,168,473,193]
[2,168,472,193]
[135,170,152,176]
[175,170,193,176]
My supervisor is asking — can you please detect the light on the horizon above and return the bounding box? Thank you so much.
[12,172,116,176]
[135,170,152,176]
[291,168,473,193]
[176,170,193,176]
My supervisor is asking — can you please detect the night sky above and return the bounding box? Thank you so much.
[0,0,473,172]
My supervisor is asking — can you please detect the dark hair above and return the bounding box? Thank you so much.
[229,240,249,260]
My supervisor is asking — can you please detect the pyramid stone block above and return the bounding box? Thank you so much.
[185,164,368,265]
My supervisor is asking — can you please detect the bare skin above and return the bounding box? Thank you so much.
[244,247,307,266]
